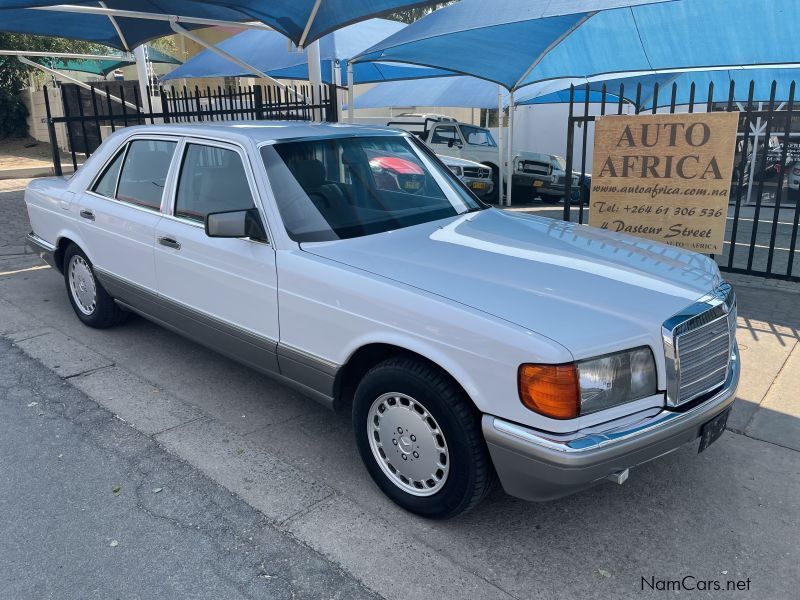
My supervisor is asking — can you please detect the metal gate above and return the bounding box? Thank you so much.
[43,81,339,176]
[562,80,800,281]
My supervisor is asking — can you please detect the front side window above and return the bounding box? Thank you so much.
[460,124,496,147]
[260,135,484,243]
[115,139,176,210]
[430,125,460,145]
[174,143,255,223]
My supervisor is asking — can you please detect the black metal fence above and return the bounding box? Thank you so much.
[562,79,800,281]
[44,81,339,176]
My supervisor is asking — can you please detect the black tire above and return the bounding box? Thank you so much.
[540,193,562,204]
[352,356,494,519]
[63,243,128,329]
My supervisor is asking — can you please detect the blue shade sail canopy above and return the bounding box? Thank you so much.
[0,46,181,76]
[351,75,625,109]
[0,1,444,47]
[515,68,800,109]
[0,6,193,50]
[352,76,507,109]
[354,0,800,91]
[162,19,454,84]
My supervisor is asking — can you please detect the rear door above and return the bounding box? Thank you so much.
[153,139,280,373]
[78,136,178,292]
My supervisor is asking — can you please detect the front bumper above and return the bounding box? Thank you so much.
[483,344,740,502]
[26,232,58,270]
[461,176,494,197]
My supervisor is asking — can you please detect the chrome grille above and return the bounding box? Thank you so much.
[662,283,736,407]
[520,160,550,175]
[463,166,491,178]
[675,315,731,403]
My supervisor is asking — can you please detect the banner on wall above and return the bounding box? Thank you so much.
[589,112,739,254]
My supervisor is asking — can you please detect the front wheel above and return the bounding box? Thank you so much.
[352,357,494,519]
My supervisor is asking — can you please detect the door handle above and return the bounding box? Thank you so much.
[79,209,95,221]
[158,236,181,250]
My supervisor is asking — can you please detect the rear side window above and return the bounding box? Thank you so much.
[91,149,125,198]
[174,143,255,223]
[115,139,176,210]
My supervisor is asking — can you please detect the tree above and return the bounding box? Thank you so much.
[389,3,454,24]
[0,34,103,138]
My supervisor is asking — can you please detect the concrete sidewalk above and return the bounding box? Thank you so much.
[1,179,798,599]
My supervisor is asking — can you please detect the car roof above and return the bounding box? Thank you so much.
[117,121,403,145]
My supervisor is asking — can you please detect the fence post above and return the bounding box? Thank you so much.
[42,86,62,177]
[563,85,575,221]
[326,83,339,122]
[160,87,171,124]
[253,85,265,120]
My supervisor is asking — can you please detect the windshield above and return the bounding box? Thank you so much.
[552,156,567,171]
[460,124,496,147]
[261,135,484,243]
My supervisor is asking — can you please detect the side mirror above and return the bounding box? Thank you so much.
[205,208,268,243]
[447,139,456,148]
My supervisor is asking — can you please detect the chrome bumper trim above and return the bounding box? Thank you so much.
[25,232,58,269]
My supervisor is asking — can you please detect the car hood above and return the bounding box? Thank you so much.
[436,154,486,168]
[301,209,722,359]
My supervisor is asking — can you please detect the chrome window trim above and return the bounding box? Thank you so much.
[87,134,182,210]
[170,137,275,245]
[661,282,735,407]
[88,143,128,200]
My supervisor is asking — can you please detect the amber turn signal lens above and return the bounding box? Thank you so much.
[518,363,580,420]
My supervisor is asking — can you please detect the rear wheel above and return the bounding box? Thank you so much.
[353,356,494,519]
[63,244,128,328]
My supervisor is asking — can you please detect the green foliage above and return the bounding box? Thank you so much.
[389,3,454,24]
[0,33,105,137]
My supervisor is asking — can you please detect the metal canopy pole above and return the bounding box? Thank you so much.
[133,45,151,110]
[497,85,504,205]
[17,55,139,111]
[33,5,274,31]
[307,40,323,90]
[506,89,514,207]
[0,49,132,61]
[347,63,355,123]
[168,20,303,99]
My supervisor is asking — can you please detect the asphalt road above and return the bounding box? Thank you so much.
[0,337,377,600]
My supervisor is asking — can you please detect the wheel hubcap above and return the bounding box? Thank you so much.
[367,393,449,496]
[68,255,97,315]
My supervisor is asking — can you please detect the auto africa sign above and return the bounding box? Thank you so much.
[589,112,739,253]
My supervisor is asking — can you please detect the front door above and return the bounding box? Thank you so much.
[154,140,280,374]
[428,124,464,159]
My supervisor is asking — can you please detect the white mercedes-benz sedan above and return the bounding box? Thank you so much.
[25,122,739,519]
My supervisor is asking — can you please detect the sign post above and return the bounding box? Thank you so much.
[589,112,739,254]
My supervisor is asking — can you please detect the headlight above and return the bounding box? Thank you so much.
[517,161,524,172]
[518,346,657,419]
[576,347,657,415]
[448,165,462,177]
